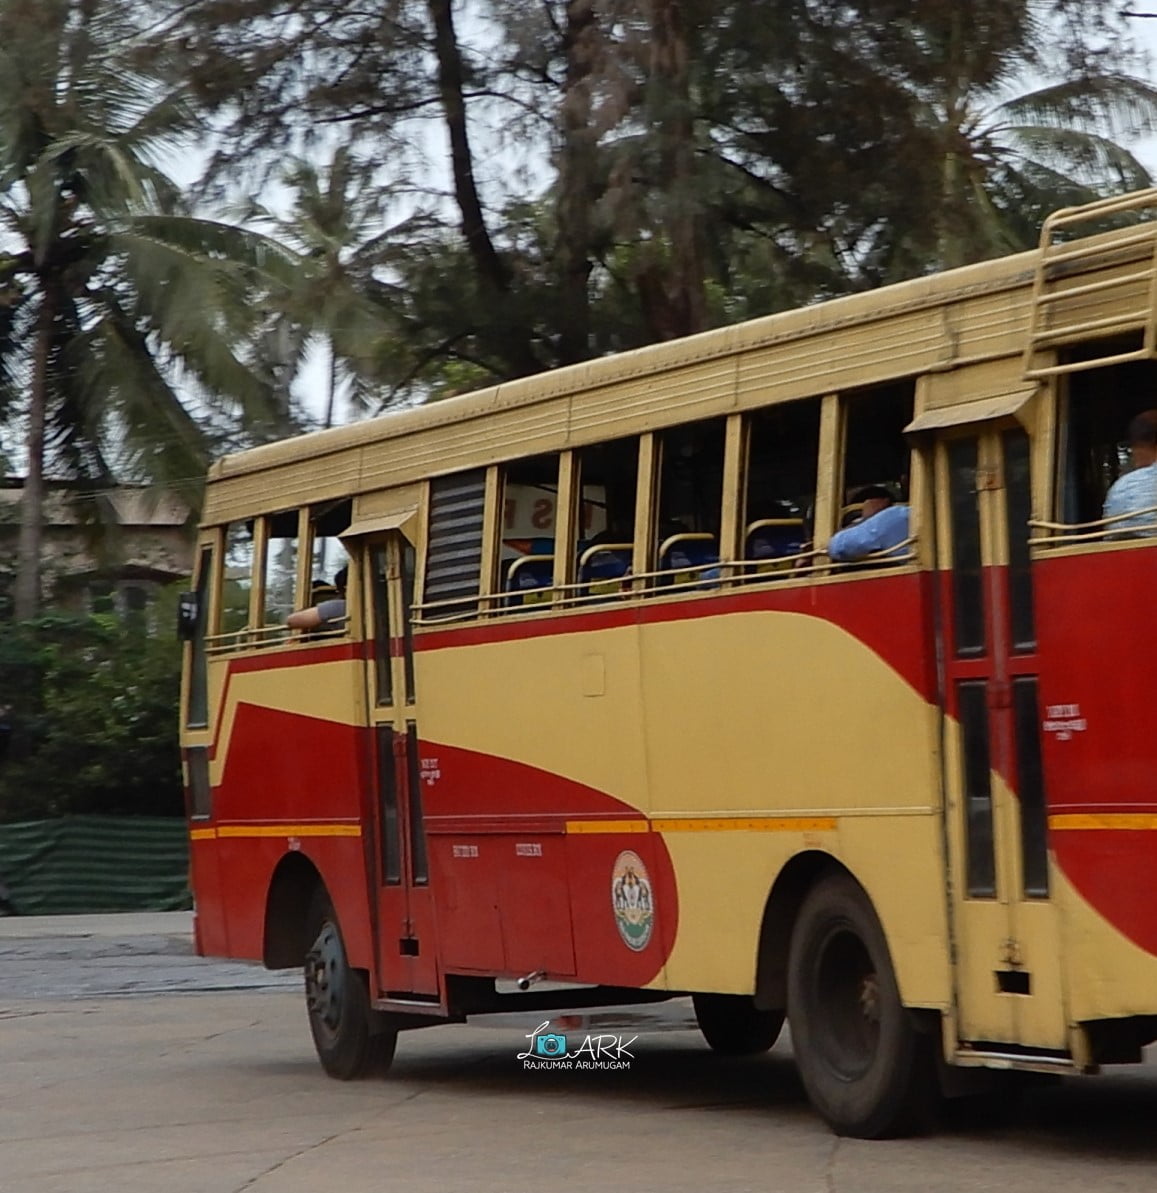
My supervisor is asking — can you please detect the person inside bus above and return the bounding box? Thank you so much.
[827,485,910,562]
[287,566,348,629]
[1103,409,1157,537]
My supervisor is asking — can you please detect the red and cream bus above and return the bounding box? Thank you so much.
[180,188,1157,1137]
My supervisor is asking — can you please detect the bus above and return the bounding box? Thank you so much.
[179,187,1157,1138]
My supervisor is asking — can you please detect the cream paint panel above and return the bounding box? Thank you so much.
[660,830,795,993]
[205,657,364,787]
[941,716,1068,1049]
[837,814,953,1009]
[640,610,937,816]
[1054,866,1157,1021]
[416,623,651,809]
[352,483,423,524]
[418,610,934,816]
[660,814,952,1010]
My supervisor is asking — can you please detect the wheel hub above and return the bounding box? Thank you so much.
[305,922,344,1032]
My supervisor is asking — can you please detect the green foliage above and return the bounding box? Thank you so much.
[151,0,1157,405]
[0,596,183,823]
[0,0,312,618]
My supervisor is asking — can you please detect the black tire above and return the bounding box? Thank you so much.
[787,873,936,1138]
[693,993,784,1056]
[304,889,397,1080]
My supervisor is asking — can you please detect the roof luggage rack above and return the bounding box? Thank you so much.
[1024,188,1157,379]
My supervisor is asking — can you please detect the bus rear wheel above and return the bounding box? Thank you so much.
[693,993,784,1056]
[304,890,397,1079]
[787,873,934,1138]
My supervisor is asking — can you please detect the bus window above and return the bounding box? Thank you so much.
[1057,353,1157,529]
[220,522,255,635]
[307,499,351,595]
[500,453,560,608]
[261,510,300,632]
[833,382,914,560]
[744,399,820,571]
[655,418,726,585]
[574,438,639,598]
[424,469,486,620]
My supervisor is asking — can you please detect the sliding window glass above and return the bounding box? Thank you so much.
[655,418,726,584]
[574,439,639,598]
[500,454,561,608]
[220,522,255,636]
[744,399,820,570]
[261,510,300,636]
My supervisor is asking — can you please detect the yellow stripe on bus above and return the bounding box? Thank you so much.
[1049,813,1157,831]
[205,824,362,839]
[565,816,837,835]
[565,819,650,834]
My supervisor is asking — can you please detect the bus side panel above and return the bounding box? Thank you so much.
[637,573,950,1008]
[1034,545,1157,1018]
[214,836,373,967]
[422,741,678,987]
[201,693,376,972]
[189,834,229,958]
[565,830,679,988]
[428,835,505,972]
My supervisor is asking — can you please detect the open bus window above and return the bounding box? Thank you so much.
[261,510,300,631]
[220,521,254,634]
[744,399,820,568]
[655,418,725,581]
[500,453,560,607]
[305,500,351,625]
[1057,352,1157,528]
[835,382,915,556]
[575,438,639,597]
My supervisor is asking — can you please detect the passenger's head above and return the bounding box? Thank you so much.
[1128,410,1157,467]
[854,485,894,521]
[333,566,349,594]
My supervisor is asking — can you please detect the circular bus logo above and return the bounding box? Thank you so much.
[611,850,654,951]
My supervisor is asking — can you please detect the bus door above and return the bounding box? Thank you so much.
[361,533,439,999]
[935,424,1067,1054]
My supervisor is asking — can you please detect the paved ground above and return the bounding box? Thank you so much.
[3,914,1157,1193]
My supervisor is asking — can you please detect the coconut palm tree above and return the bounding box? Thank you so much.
[0,0,305,619]
[889,4,1157,271]
[929,71,1157,268]
[245,147,410,429]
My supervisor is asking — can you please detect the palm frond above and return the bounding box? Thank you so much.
[993,74,1157,140]
[998,125,1152,191]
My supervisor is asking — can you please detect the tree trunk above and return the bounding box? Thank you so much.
[556,0,599,366]
[14,288,56,621]
[645,0,707,339]
[426,0,541,378]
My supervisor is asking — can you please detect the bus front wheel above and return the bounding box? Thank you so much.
[693,993,784,1056]
[304,890,397,1079]
[787,873,935,1138]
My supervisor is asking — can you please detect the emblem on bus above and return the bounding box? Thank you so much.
[611,850,654,951]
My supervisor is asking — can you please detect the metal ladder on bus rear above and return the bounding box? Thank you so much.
[1023,187,1157,379]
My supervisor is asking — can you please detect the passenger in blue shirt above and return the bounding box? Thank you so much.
[1103,410,1157,538]
[828,486,910,562]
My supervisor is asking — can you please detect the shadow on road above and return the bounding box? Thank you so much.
[249,1016,1157,1159]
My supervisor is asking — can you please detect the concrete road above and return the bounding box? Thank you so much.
[3,915,1157,1193]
